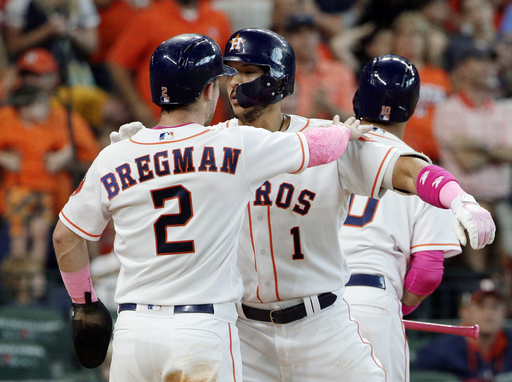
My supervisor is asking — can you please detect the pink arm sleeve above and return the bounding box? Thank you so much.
[402,250,444,315]
[416,165,466,209]
[404,250,444,296]
[60,264,98,304]
[303,125,351,167]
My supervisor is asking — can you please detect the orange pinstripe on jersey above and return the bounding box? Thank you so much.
[267,205,281,301]
[299,119,310,132]
[247,204,257,271]
[247,204,264,303]
[367,131,402,145]
[396,298,409,381]
[290,133,307,174]
[370,147,394,198]
[228,323,237,382]
[345,299,388,381]
[411,243,461,250]
[60,211,102,238]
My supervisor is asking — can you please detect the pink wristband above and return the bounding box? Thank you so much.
[304,125,351,167]
[60,264,98,304]
[416,165,459,209]
[439,181,467,209]
[402,303,418,316]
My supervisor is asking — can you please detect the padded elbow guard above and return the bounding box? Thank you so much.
[404,250,444,296]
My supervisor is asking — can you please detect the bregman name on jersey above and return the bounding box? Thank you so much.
[100,146,242,200]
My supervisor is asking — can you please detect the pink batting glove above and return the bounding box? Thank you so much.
[451,195,496,250]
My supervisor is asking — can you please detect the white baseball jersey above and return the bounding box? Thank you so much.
[340,127,462,382]
[220,115,422,382]
[221,116,409,303]
[59,123,309,306]
[341,127,462,297]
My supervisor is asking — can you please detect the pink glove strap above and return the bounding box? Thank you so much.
[60,264,98,304]
[439,181,467,209]
[404,250,444,296]
[416,165,459,209]
[402,303,418,316]
[304,125,351,167]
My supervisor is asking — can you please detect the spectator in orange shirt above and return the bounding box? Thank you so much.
[393,11,452,164]
[89,0,153,91]
[106,0,233,127]
[0,85,97,267]
[281,13,357,121]
[18,47,131,143]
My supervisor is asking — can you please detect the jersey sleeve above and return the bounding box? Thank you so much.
[410,202,462,258]
[59,156,110,241]
[337,138,401,199]
[239,127,309,190]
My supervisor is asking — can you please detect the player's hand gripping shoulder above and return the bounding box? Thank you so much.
[335,115,374,141]
[109,121,146,144]
[304,115,373,168]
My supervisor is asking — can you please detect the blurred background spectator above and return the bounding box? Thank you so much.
[17,47,130,144]
[106,0,232,128]
[392,11,452,164]
[281,13,357,120]
[88,0,152,91]
[415,279,512,381]
[433,41,512,273]
[3,0,100,86]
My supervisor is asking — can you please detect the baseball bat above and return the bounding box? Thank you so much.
[403,320,480,340]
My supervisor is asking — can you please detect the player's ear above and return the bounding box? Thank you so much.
[203,79,219,103]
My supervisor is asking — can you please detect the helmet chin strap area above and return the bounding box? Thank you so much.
[236,74,289,108]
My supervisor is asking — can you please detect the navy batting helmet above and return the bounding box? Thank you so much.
[150,33,237,105]
[353,54,420,123]
[223,28,295,108]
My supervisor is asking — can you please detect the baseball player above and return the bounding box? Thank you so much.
[218,29,494,382]
[110,30,495,381]
[340,55,463,382]
[52,34,369,381]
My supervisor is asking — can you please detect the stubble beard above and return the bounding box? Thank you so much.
[230,92,270,125]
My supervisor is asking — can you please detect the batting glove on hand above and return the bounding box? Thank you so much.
[109,121,145,144]
[72,292,113,369]
[451,194,496,250]
[333,115,373,141]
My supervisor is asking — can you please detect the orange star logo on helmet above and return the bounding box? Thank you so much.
[229,34,246,51]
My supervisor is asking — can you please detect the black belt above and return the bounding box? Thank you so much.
[241,292,337,324]
[345,274,386,289]
[118,303,214,314]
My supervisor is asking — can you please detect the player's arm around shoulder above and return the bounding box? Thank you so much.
[390,155,496,250]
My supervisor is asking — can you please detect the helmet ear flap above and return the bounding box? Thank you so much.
[236,74,291,108]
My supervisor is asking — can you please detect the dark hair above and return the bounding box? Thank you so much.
[8,85,46,107]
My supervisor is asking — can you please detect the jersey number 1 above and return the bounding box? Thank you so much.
[151,185,194,255]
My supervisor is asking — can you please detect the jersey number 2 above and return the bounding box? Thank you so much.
[151,185,194,255]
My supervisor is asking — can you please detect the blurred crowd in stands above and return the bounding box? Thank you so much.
[0,0,512,380]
